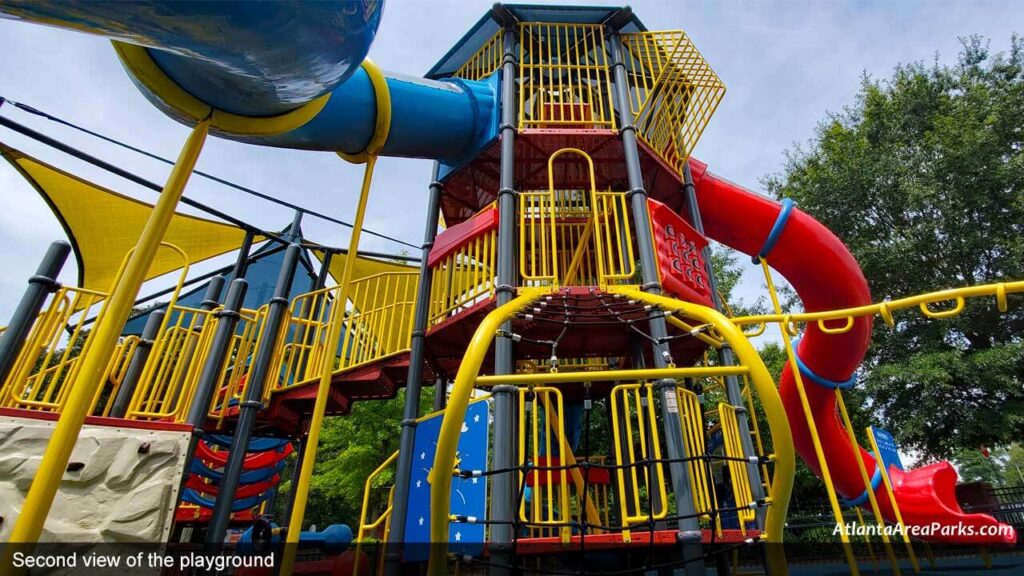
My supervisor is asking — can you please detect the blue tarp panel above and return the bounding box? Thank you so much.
[403,400,490,562]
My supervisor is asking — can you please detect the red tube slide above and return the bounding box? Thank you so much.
[687,157,1016,545]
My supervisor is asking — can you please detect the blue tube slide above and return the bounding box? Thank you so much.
[0,1,499,163]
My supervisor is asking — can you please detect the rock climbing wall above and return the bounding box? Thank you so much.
[0,413,191,542]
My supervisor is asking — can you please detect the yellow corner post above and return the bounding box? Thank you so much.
[608,285,795,575]
[279,59,391,576]
[426,288,548,576]
[3,119,209,551]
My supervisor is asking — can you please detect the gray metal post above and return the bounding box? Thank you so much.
[205,243,301,550]
[383,166,444,575]
[174,279,247,544]
[185,279,249,429]
[489,14,520,576]
[232,230,256,280]
[682,164,767,527]
[0,241,70,386]
[432,377,447,411]
[108,309,166,418]
[606,28,705,576]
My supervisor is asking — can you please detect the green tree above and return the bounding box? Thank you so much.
[952,445,1007,485]
[278,388,433,528]
[1005,443,1024,487]
[764,36,1024,459]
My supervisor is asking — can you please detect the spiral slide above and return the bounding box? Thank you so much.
[687,157,1016,546]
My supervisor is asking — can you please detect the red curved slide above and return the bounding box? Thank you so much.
[687,157,1016,545]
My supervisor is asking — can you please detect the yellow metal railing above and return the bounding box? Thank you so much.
[621,31,725,175]
[518,386,571,540]
[677,387,717,526]
[0,242,191,418]
[125,304,219,421]
[519,190,561,287]
[0,285,108,411]
[208,306,267,426]
[520,148,636,289]
[354,450,398,576]
[719,403,756,533]
[428,228,496,325]
[454,31,502,81]
[340,272,418,371]
[732,278,1024,337]
[609,382,668,531]
[275,271,419,393]
[518,23,616,130]
[94,335,141,417]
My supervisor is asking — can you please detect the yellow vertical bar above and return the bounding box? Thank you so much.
[518,24,526,129]
[836,391,901,575]
[4,118,209,550]
[867,427,921,573]
[281,158,378,576]
[761,258,859,576]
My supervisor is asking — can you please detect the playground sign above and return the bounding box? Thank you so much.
[403,400,490,561]
[869,426,904,480]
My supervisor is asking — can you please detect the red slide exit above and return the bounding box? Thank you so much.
[687,157,1016,545]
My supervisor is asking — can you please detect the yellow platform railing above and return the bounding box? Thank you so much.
[520,148,636,289]
[518,23,616,130]
[609,382,668,534]
[454,30,502,81]
[0,242,190,417]
[274,271,419,394]
[428,227,496,326]
[354,450,399,576]
[125,304,219,421]
[620,30,726,174]
[208,305,268,426]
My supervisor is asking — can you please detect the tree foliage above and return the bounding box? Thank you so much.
[764,36,1024,459]
[278,388,433,528]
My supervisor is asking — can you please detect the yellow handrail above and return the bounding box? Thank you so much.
[731,279,1024,333]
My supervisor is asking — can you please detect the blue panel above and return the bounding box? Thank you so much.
[403,400,490,562]
[870,426,905,480]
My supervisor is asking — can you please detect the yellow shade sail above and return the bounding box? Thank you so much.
[1,144,257,294]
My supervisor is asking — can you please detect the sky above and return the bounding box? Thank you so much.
[1,0,1023,351]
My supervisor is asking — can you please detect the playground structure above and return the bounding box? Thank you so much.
[0,2,1019,576]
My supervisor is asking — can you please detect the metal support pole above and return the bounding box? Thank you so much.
[385,167,444,575]
[205,243,301,551]
[185,279,249,429]
[490,17,520,576]
[4,119,209,550]
[231,230,256,280]
[0,241,70,387]
[681,164,767,527]
[432,377,447,411]
[606,29,704,576]
[108,309,165,418]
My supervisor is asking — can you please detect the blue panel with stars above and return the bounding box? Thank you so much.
[403,399,490,562]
